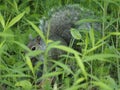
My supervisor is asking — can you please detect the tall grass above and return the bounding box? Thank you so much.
[0,0,120,90]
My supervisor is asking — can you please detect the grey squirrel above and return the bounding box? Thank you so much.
[28,5,101,61]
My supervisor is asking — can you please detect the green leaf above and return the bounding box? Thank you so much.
[0,32,14,37]
[26,19,46,43]
[104,76,118,89]
[53,44,79,55]
[6,11,25,30]
[0,40,5,49]
[89,28,95,47]
[75,54,87,79]
[15,80,32,90]
[74,77,85,85]
[0,13,5,29]
[84,54,120,62]
[70,28,81,40]
[13,41,31,52]
[92,81,113,90]
[25,7,30,14]
[76,19,100,25]
[51,60,74,75]
[25,55,34,76]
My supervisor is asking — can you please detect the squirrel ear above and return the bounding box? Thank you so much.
[36,36,41,44]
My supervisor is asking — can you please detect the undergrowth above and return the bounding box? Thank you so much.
[0,0,120,90]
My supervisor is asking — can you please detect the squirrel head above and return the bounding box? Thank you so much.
[28,35,46,51]
[27,35,46,62]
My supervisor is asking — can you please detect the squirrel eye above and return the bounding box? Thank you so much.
[31,46,36,51]
[38,42,40,44]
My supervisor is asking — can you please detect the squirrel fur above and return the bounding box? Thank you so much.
[28,4,100,61]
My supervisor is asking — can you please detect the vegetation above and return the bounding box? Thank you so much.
[0,0,120,90]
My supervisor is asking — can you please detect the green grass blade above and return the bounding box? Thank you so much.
[25,55,34,76]
[0,32,14,37]
[75,54,87,79]
[84,54,120,62]
[53,45,79,55]
[92,81,113,90]
[13,41,31,52]
[71,28,81,40]
[89,28,95,47]
[15,80,32,90]
[51,60,74,75]
[0,13,5,29]
[38,71,63,81]
[5,11,25,30]
[26,19,46,43]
